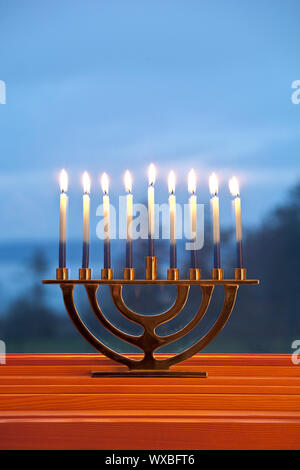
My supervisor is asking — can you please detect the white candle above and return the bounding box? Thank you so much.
[209,172,220,269]
[101,172,111,269]
[229,176,243,268]
[168,170,177,268]
[124,170,133,268]
[188,169,197,268]
[59,169,68,268]
[82,171,91,268]
[148,163,156,256]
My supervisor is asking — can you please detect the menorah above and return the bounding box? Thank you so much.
[43,262,259,377]
[46,168,260,376]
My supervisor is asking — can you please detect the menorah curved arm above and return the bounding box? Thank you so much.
[158,285,214,346]
[85,284,144,348]
[110,285,190,329]
[160,285,239,369]
[60,284,133,368]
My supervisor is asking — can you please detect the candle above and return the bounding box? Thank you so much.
[124,170,133,268]
[148,163,156,256]
[82,171,91,269]
[59,169,68,268]
[209,172,221,269]
[168,170,177,269]
[229,176,243,268]
[188,169,197,269]
[101,172,111,269]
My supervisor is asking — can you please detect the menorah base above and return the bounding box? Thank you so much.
[91,370,207,378]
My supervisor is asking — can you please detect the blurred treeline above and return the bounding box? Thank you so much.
[0,182,299,353]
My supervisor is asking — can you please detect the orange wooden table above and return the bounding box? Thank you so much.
[0,353,299,450]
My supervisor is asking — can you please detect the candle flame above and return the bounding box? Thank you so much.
[59,169,68,193]
[82,171,91,194]
[148,163,156,186]
[168,170,176,194]
[124,170,132,193]
[101,172,109,194]
[229,176,240,197]
[188,169,196,194]
[209,172,218,196]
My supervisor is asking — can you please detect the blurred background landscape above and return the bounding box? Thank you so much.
[0,1,299,353]
[0,183,299,353]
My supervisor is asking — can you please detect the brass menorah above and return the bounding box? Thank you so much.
[43,260,259,377]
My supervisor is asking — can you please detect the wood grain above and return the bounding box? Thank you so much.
[0,353,299,449]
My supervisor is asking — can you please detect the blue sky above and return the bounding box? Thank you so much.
[0,0,299,241]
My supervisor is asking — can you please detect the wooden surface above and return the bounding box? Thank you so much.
[0,353,299,450]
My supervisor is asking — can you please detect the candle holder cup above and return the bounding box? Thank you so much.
[79,268,91,281]
[44,260,258,377]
